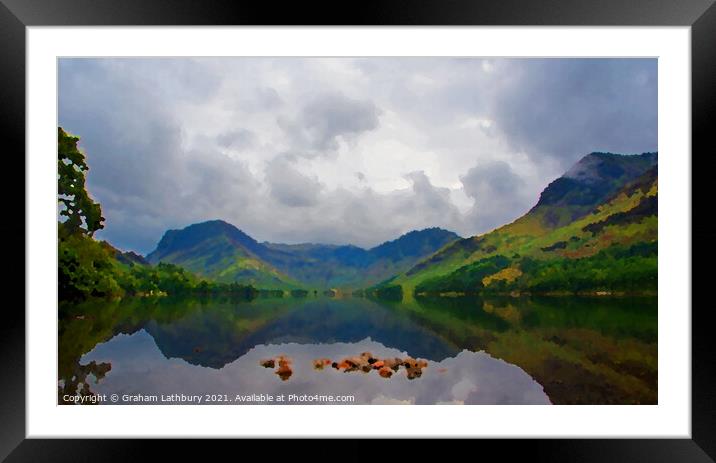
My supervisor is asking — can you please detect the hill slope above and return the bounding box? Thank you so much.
[146,221,460,289]
[146,220,301,289]
[391,152,658,297]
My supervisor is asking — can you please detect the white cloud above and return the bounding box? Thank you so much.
[460,117,493,130]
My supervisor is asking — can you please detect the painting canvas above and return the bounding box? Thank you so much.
[57,57,657,405]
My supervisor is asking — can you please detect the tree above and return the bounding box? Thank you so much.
[58,127,104,236]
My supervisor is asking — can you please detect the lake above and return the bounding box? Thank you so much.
[58,294,657,405]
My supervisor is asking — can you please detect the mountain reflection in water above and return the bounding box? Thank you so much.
[59,295,656,405]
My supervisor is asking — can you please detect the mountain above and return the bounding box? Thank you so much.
[371,227,462,260]
[146,221,460,289]
[146,220,301,289]
[390,152,658,297]
[261,227,460,288]
[528,151,657,228]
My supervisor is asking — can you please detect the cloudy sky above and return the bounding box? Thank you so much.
[58,58,657,254]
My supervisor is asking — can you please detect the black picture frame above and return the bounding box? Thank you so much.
[5,0,714,459]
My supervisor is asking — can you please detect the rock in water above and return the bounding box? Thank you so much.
[260,359,275,369]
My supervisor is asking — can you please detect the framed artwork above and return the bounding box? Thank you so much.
[7,0,715,459]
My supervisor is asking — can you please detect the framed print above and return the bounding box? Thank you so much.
[6,0,715,459]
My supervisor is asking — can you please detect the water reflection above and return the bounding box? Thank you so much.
[59,294,656,405]
[79,332,548,404]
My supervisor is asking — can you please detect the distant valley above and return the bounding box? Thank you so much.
[145,222,460,290]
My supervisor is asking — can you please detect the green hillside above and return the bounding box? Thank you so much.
[390,152,658,298]
[147,223,301,290]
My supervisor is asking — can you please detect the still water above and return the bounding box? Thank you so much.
[58,295,657,405]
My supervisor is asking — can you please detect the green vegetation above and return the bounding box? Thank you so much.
[57,127,119,300]
[372,285,403,301]
[59,233,123,300]
[362,277,404,301]
[517,242,656,293]
[59,228,260,301]
[146,221,303,290]
[414,243,656,296]
[259,289,286,298]
[416,255,511,295]
[57,128,104,237]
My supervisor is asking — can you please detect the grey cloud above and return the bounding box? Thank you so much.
[405,171,461,216]
[461,161,532,232]
[216,128,257,150]
[253,86,282,109]
[489,59,658,167]
[461,161,525,198]
[226,86,283,113]
[371,58,657,173]
[59,60,189,251]
[59,59,262,252]
[186,148,261,210]
[251,172,464,248]
[279,92,381,155]
[265,158,324,207]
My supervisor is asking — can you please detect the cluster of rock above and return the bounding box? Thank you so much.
[316,352,428,380]
[260,355,293,381]
[260,352,429,381]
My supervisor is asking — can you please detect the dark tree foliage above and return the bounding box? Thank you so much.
[364,276,403,301]
[582,195,657,235]
[371,284,403,301]
[58,127,105,237]
[58,234,122,300]
[414,243,657,296]
[519,242,657,293]
[259,289,285,298]
[540,241,568,252]
[59,233,261,302]
[415,255,511,294]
